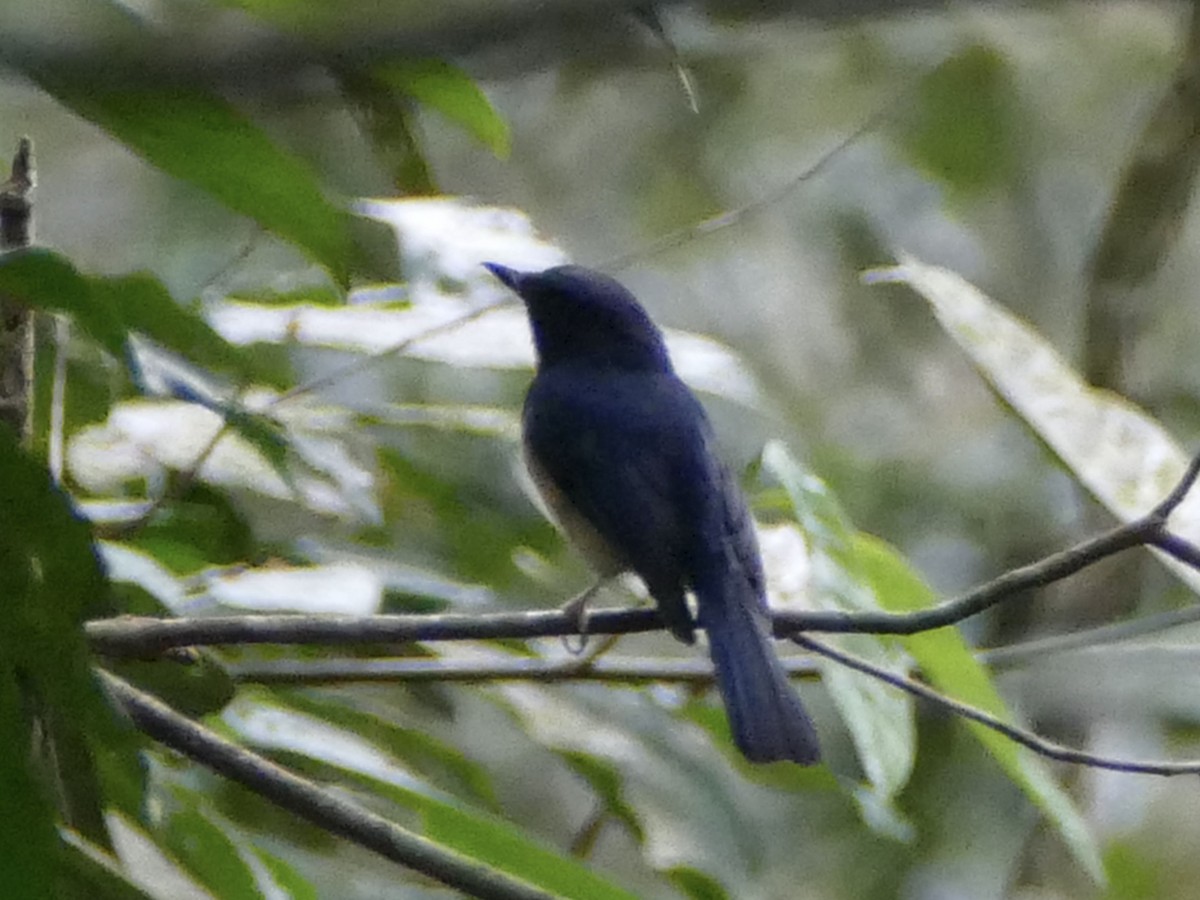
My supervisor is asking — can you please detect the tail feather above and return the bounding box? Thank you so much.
[699,577,820,765]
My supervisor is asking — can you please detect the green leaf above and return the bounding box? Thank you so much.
[375,60,511,158]
[902,44,1018,195]
[0,249,285,388]
[760,444,916,813]
[105,654,236,720]
[665,866,729,900]
[419,798,638,900]
[0,426,134,847]
[853,533,1105,883]
[230,697,638,900]
[227,285,348,308]
[1103,840,1163,900]
[94,274,291,389]
[244,845,319,900]
[380,449,558,584]
[126,484,255,575]
[23,67,391,286]
[161,800,261,900]
[338,67,437,194]
[275,688,499,810]
[870,257,1200,592]
[0,662,56,900]
[558,751,645,846]
[0,249,126,357]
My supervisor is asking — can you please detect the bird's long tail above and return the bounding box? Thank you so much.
[698,571,820,765]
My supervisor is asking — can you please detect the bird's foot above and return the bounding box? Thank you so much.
[561,580,602,655]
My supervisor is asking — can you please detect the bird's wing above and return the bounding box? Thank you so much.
[523,368,707,636]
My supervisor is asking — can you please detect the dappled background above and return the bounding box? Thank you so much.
[4,1,1200,898]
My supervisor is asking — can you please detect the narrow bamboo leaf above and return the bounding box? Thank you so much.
[558,751,645,846]
[162,799,261,900]
[0,249,285,388]
[375,60,511,158]
[339,67,437,194]
[93,274,290,389]
[276,689,499,810]
[25,67,388,286]
[228,697,638,900]
[419,800,639,900]
[0,248,126,356]
[666,867,729,900]
[869,257,1200,594]
[853,534,1105,883]
[244,845,319,900]
[761,443,916,813]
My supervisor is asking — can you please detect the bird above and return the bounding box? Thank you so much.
[485,261,820,765]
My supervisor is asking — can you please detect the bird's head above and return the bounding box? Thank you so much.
[485,263,673,373]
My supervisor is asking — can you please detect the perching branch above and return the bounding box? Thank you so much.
[84,451,1200,785]
[99,671,557,900]
[88,449,1200,658]
[85,449,1200,657]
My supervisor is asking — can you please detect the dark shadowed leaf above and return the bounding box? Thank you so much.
[0,249,286,388]
[339,67,437,194]
[0,659,56,899]
[0,428,139,848]
[666,866,729,900]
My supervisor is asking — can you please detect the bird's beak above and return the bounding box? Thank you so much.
[483,262,523,292]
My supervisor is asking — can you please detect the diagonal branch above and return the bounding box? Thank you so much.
[793,635,1200,776]
[99,670,557,900]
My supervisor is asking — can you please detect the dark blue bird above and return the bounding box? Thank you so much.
[486,262,820,765]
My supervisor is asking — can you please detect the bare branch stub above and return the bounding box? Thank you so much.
[1,136,36,439]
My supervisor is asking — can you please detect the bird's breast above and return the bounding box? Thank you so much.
[523,439,626,578]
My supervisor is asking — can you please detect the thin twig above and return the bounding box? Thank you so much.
[272,300,513,405]
[980,603,1200,670]
[793,635,1200,776]
[99,671,557,900]
[597,81,909,272]
[48,317,70,484]
[226,654,821,686]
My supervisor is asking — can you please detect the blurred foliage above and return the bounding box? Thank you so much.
[5,1,1200,898]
